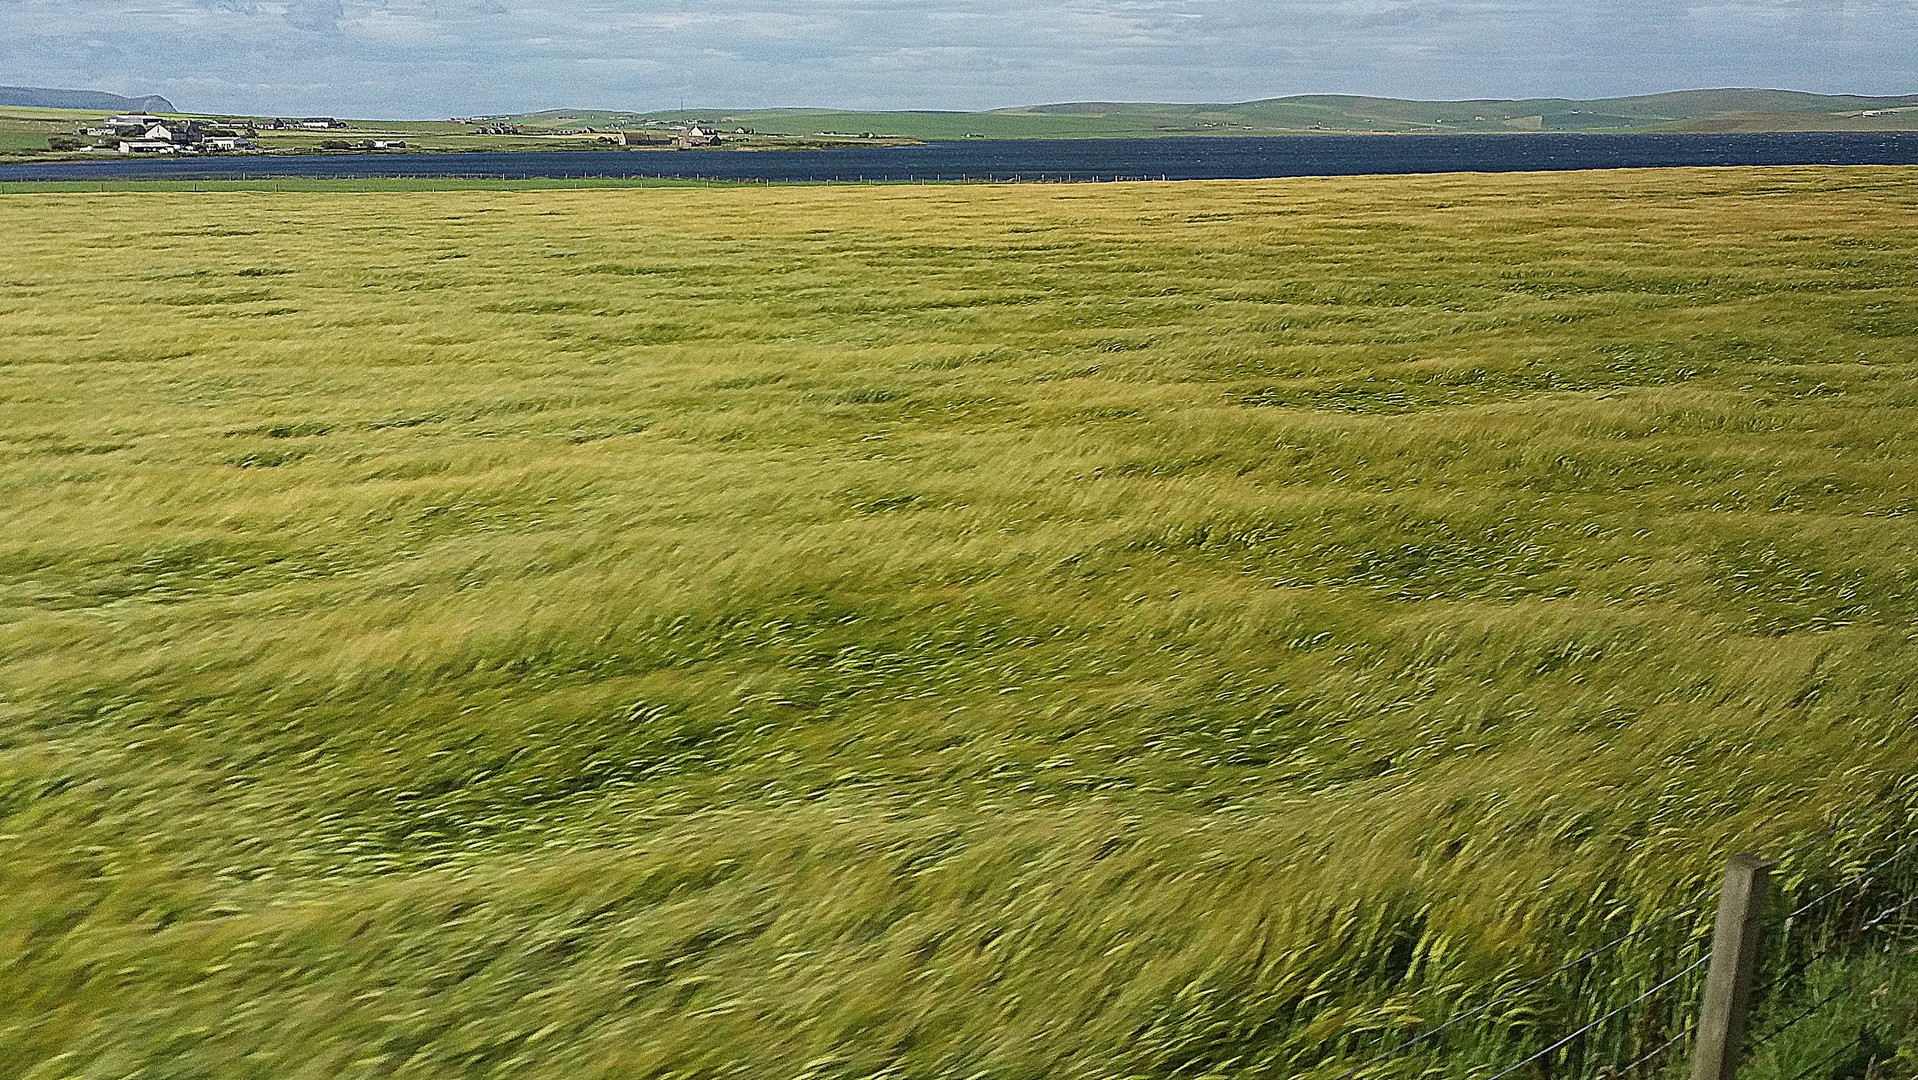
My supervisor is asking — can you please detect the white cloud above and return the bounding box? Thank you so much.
[1,0,1912,115]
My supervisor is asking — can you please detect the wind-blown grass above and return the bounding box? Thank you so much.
[3,167,1917,1079]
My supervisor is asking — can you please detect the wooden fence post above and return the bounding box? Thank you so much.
[1690,854,1770,1080]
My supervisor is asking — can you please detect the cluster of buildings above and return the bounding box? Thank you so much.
[63,109,751,156]
[72,114,355,154]
[77,114,258,154]
[612,125,723,147]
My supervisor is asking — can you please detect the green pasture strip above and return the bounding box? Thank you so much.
[0,176,1118,195]
[0,176,767,194]
[1741,949,1918,1080]
[4,166,1918,1079]
[514,90,1918,136]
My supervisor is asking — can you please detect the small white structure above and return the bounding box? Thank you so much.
[106,113,164,131]
[201,136,258,152]
[115,123,178,152]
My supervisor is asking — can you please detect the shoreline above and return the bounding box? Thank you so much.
[3,131,1916,188]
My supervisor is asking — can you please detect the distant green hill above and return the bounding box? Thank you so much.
[505,88,1918,139]
[0,85,176,112]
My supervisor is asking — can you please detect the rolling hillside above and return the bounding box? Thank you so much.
[0,85,175,112]
[6,86,1913,158]
[506,88,1918,139]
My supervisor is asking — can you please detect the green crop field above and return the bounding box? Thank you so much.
[589,90,1918,138]
[4,167,1918,1079]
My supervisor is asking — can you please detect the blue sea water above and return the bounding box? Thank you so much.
[2,132,1916,184]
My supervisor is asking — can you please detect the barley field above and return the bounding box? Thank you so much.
[3,168,1917,1079]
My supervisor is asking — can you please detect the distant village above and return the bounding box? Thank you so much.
[474,118,748,147]
[63,111,754,155]
[64,113,404,155]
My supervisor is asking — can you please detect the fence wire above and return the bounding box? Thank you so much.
[1322,814,1918,1080]
[1482,956,1710,1080]
[1325,895,1715,1080]
[1612,1020,1694,1077]
[1746,826,1918,1056]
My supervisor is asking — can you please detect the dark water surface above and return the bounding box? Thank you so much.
[4,132,1918,184]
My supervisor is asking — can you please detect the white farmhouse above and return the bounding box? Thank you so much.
[117,124,179,153]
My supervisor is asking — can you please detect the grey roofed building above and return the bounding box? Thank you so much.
[104,113,165,133]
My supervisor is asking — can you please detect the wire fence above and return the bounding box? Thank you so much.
[1320,894,1716,1080]
[1739,827,1918,1080]
[0,171,1186,193]
[1307,813,1918,1080]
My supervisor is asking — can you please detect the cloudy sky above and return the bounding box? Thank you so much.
[4,0,1915,117]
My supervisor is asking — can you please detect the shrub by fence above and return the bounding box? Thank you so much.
[1308,818,1918,1080]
